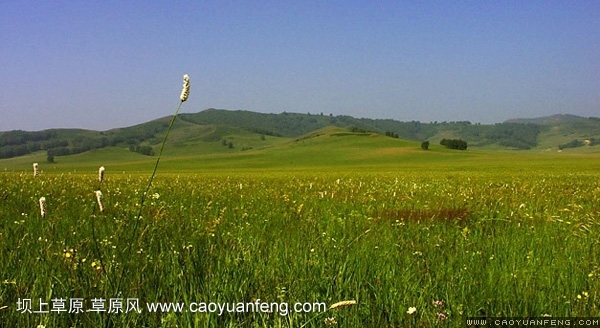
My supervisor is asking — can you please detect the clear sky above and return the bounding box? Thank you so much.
[1,1,598,131]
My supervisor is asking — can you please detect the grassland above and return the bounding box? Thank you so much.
[3,110,599,162]
[1,131,599,327]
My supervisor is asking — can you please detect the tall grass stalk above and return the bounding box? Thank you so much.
[113,74,189,298]
[90,166,113,310]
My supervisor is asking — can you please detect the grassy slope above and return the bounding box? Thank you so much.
[3,111,599,163]
[180,110,600,152]
[2,125,599,175]
[536,119,600,152]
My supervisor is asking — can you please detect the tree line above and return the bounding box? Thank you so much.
[0,120,171,160]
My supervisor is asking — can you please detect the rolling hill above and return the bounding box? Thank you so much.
[1,110,599,167]
[180,109,600,151]
[508,114,600,151]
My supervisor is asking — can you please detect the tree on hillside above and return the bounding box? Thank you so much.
[486,123,540,149]
[421,141,430,150]
[440,139,467,150]
[129,145,155,156]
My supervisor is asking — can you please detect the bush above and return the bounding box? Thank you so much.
[129,145,155,156]
[440,139,467,150]
[558,139,584,150]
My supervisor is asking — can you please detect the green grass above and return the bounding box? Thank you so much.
[4,126,598,173]
[1,131,600,327]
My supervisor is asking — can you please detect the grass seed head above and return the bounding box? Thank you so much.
[98,166,105,182]
[39,197,46,217]
[180,74,190,102]
[329,300,356,310]
[95,190,104,212]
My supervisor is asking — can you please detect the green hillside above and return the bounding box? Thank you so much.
[4,123,599,176]
[180,109,600,151]
[536,117,600,152]
[1,110,599,167]
[504,113,600,152]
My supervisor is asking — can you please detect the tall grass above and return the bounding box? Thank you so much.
[0,74,191,327]
[1,169,599,326]
[111,75,188,302]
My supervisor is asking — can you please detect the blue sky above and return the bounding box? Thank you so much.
[1,1,598,131]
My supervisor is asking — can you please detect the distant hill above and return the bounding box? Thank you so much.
[1,110,599,161]
[179,109,544,149]
[505,113,588,125]
[504,114,600,151]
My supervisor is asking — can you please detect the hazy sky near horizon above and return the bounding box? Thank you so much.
[1,1,598,131]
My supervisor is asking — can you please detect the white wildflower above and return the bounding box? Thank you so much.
[33,163,39,177]
[324,317,337,325]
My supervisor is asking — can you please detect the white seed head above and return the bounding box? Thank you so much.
[95,190,104,212]
[98,166,105,182]
[39,197,46,217]
[180,74,190,102]
[33,163,39,177]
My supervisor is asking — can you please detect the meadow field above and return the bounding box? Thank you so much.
[1,143,599,327]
